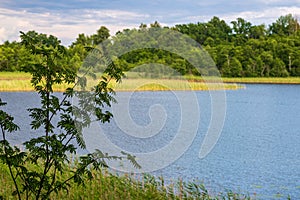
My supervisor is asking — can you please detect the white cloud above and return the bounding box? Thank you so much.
[221,6,300,25]
[0,4,300,46]
[263,0,300,4]
[185,6,300,25]
[0,7,150,45]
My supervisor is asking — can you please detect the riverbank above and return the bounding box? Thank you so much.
[183,75,300,84]
[0,72,299,92]
[0,72,241,92]
[222,77,300,84]
[0,161,252,199]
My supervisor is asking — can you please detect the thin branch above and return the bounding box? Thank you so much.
[1,126,22,200]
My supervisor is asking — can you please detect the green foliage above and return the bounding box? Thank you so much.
[269,14,300,36]
[0,31,139,200]
[1,14,300,77]
[0,162,253,199]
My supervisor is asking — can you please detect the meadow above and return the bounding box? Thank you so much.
[221,77,300,84]
[3,72,300,92]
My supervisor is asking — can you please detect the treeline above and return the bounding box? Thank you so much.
[1,14,300,77]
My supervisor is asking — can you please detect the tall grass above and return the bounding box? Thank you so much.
[222,77,300,84]
[1,72,299,92]
[0,72,31,80]
[0,79,32,91]
[183,75,300,84]
[0,72,243,92]
[0,79,74,92]
[110,78,242,91]
[0,161,252,200]
[0,72,74,92]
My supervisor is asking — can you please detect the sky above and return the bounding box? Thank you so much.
[0,0,300,46]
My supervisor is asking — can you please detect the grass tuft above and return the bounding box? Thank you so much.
[0,160,253,200]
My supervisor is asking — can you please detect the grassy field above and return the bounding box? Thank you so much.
[0,72,242,92]
[0,72,299,92]
[0,72,73,92]
[183,75,300,84]
[222,77,300,84]
[108,78,242,91]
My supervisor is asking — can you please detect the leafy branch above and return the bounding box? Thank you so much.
[0,30,139,200]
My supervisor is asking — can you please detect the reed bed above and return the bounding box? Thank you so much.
[1,72,299,92]
[0,79,74,92]
[221,77,300,84]
[0,161,252,200]
[91,78,242,91]
[183,75,300,84]
[0,72,243,92]
[0,72,31,80]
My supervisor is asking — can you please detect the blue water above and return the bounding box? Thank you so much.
[1,84,300,199]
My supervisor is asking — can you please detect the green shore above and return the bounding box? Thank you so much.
[0,161,254,199]
[222,77,300,84]
[0,72,299,92]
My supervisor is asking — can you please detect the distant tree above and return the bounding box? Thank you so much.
[259,51,274,76]
[230,57,243,77]
[174,23,208,44]
[244,58,257,77]
[269,14,300,35]
[0,42,18,71]
[150,21,161,28]
[249,24,266,39]
[291,58,300,76]
[207,16,232,42]
[71,33,91,47]
[2,15,300,77]
[139,23,147,30]
[221,60,231,77]
[91,26,110,45]
[270,58,288,77]
[231,18,252,36]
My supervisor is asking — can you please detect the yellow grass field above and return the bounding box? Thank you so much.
[1,72,299,92]
[0,72,244,92]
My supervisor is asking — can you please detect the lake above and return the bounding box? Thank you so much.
[1,84,300,199]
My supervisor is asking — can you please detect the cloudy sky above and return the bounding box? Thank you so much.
[1,0,300,45]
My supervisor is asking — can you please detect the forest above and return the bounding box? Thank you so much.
[1,14,300,77]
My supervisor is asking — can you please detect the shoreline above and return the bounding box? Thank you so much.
[0,83,243,92]
[0,72,299,92]
[221,77,300,85]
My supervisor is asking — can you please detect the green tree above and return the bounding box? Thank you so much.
[231,18,252,36]
[2,16,300,77]
[259,51,274,76]
[175,23,208,44]
[230,18,252,45]
[207,16,232,42]
[270,58,289,77]
[150,21,161,28]
[249,24,266,39]
[215,44,232,71]
[269,14,300,35]
[230,57,243,77]
[0,41,35,71]
[0,31,139,200]
[91,26,110,45]
[71,33,91,47]
[291,58,300,76]
[0,42,19,71]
